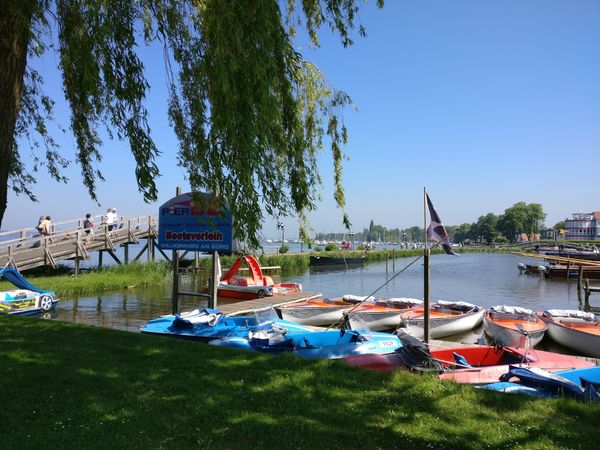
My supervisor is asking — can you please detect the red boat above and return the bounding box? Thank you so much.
[217,256,303,300]
[345,332,595,384]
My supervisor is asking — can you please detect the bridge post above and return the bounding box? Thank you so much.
[98,250,103,268]
[74,230,80,277]
[147,215,152,262]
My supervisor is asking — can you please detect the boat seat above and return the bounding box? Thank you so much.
[453,352,472,368]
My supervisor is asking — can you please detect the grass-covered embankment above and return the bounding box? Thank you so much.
[1,316,598,449]
[0,261,171,297]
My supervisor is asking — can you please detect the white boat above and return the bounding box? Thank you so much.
[482,305,547,347]
[278,298,354,326]
[540,310,600,358]
[400,300,484,339]
[348,297,423,331]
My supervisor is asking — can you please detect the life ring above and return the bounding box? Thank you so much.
[39,295,54,311]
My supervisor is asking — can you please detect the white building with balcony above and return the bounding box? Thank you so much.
[564,212,600,241]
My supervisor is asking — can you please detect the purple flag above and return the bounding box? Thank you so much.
[426,194,458,256]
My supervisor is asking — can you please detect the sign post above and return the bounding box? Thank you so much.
[158,190,233,315]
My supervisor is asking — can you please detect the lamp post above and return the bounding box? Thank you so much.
[277,222,284,253]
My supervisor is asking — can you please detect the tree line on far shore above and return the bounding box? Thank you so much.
[315,202,566,244]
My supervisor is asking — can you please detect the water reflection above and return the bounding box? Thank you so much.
[48,254,595,349]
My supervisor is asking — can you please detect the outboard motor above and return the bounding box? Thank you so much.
[537,265,547,277]
[517,262,527,274]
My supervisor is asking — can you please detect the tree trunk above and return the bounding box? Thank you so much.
[0,2,35,228]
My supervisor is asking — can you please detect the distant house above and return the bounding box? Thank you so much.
[564,212,600,241]
[517,232,540,242]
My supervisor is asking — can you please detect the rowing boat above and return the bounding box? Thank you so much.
[483,305,547,347]
[400,300,484,339]
[540,309,600,358]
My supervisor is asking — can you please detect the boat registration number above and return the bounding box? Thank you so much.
[406,321,420,326]
[379,340,397,348]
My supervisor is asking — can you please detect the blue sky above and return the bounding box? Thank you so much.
[4,0,599,239]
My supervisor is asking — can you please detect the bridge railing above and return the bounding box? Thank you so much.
[0,214,157,259]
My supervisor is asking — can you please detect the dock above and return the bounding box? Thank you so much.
[219,292,321,316]
[0,214,159,272]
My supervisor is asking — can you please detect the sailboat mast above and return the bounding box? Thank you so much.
[423,187,430,344]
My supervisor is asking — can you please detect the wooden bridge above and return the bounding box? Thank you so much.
[0,214,161,273]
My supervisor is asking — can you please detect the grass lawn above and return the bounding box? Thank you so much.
[0,262,171,297]
[1,316,599,449]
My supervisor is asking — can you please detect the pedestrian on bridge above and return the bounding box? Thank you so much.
[38,216,52,237]
[103,208,116,232]
[83,213,94,245]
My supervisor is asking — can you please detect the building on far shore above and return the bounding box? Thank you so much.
[564,212,600,241]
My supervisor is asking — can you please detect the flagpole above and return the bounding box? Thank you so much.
[423,187,430,344]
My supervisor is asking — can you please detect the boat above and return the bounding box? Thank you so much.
[539,309,600,358]
[209,326,402,359]
[482,305,547,347]
[277,296,358,326]
[309,255,365,268]
[544,249,600,261]
[540,265,600,280]
[0,264,59,316]
[480,366,600,401]
[216,255,303,300]
[347,297,423,331]
[140,307,317,342]
[345,331,595,384]
[400,300,484,339]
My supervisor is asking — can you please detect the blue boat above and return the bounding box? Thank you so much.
[209,325,402,359]
[0,264,59,316]
[140,307,318,342]
[480,365,600,401]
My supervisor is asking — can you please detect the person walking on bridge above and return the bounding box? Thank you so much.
[83,213,94,245]
[38,216,52,238]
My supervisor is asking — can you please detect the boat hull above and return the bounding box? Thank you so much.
[309,256,364,267]
[349,310,404,331]
[543,319,600,358]
[402,308,484,339]
[345,344,595,384]
[211,329,402,359]
[279,305,348,326]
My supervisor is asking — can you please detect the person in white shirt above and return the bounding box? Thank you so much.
[104,208,115,231]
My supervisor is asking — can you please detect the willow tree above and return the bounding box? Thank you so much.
[0,0,383,245]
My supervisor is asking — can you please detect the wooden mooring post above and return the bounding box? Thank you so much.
[577,265,584,302]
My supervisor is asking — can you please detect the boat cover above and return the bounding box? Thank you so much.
[545,310,596,321]
[343,294,376,303]
[436,300,478,311]
[490,305,534,315]
[388,298,424,306]
[172,308,223,328]
[0,267,54,294]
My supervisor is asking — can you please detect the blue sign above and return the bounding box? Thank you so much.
[158,192,233,252]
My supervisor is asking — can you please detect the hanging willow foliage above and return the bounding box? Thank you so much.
[4,0,383,246]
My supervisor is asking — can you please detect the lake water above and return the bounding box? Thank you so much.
[45,253,594,350]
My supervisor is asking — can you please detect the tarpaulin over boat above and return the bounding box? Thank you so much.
[0,267,54,294]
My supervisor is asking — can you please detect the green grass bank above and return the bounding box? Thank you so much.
[1,315,598,449]
[0,261,171,297]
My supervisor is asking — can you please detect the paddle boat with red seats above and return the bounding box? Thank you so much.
[216,256,303,300]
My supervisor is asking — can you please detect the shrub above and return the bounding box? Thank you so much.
[325,243,337,251]
[315,246,323,252]
[278,245,289,254]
